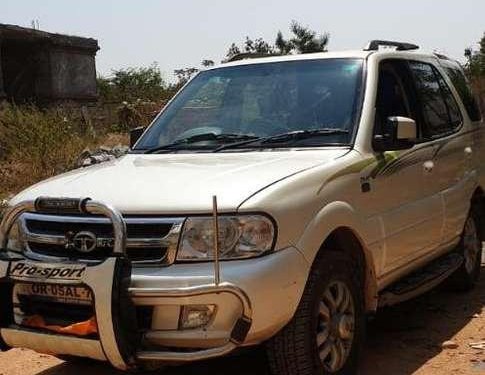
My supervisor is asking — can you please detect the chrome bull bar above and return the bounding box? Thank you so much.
[0,196,253,368]
[0,197,127,255]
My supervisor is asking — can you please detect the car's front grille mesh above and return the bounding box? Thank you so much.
[19,213,184,264]
[26,219,168,238]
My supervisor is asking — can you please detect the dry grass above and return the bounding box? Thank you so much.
[0,104,128,200]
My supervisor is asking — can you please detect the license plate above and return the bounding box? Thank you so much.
[14,283,93,305]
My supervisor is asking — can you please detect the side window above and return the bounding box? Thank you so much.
[374,60,419,138]
[436,73,462,126]
[409,61,462,137]
[445,67,482,122]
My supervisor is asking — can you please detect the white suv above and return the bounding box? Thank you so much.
[0,40,483,375]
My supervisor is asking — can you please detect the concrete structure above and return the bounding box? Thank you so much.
[0,24,99,104]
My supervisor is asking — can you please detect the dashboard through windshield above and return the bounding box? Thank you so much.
[135,58,364,152]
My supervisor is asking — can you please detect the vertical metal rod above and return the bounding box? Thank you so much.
[212,195,220,286]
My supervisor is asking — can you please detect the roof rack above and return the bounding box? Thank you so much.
[433,52,450,60]
[364,40,419,51]
[225,52,281,63]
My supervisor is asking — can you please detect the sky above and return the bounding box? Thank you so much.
[2,0,484,81]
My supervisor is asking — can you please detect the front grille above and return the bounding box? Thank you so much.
[19,213,184,264]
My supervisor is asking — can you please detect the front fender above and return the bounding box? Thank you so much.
[296,201,382,311]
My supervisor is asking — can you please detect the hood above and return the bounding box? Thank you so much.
[11,149,348,214]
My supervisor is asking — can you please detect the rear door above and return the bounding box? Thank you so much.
[408,61,474,249]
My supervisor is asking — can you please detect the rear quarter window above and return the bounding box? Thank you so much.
[409,61,458,137]
[445,67,482,122]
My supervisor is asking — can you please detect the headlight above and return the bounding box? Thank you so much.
[177,215,275,261]
[6,221,23,252]
[0,201,22,253]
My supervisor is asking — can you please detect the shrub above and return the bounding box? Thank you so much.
[97,63,169,103]
[0,104,122,198]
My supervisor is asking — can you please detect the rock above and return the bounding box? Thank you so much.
[442,340,459,349]
[75,144,129,168]
[469,341,485,350]
[0,196,12,220]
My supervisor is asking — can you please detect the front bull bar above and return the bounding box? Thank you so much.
[0,196,253,369]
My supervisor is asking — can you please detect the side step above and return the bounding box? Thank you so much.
[378,253,463,307]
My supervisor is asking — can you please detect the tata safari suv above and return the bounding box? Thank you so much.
[0,40,483,375]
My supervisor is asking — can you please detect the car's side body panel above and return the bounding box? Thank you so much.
[240,52,483,314]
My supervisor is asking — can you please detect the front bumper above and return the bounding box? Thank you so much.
[0,198,309,370]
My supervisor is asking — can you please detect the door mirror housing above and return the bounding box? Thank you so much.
[130,126,146,148]
[373,116,417,152]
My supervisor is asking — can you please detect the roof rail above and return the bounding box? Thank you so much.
[225,52,281,63]
[433,52,450,60]
[364,40,419,52]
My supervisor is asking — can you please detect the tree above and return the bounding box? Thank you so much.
[173,67,199,86]
[465,32,485,79]
[97,63,167,102]
[287,21,329,54]
[201,59,215,67]
[244,37,275,54]
[225,20,330,60]
[275,31,292,55]
[226,43,242,59]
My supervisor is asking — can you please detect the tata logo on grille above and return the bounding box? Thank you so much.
[66,231,97,253]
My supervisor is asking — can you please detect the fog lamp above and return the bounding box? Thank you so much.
[179,305,216,330]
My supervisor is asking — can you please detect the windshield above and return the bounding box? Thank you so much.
[135,58,364,151]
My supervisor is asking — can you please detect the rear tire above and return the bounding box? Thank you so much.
[266,251,365,375]
[448,208,482,291]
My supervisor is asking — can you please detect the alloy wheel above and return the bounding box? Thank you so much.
[316,281,355,373]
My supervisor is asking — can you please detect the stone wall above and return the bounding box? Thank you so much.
[0,24,99,104]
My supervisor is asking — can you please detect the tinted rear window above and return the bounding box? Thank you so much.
[445,67,482,122]
[409,61,455,136]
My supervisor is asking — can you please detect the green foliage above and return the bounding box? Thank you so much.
[244,37,275,54]
[115,100,147,132]
[0,103,111,197]
[226,20,329,60]
[201,59,215,67]
[97,63,168,102]
[0,103,131,199]
[226,43,242,59]
[287,20,329,54]
[465,32,485,79]
[275,31,292,55]
[173,67,200,86]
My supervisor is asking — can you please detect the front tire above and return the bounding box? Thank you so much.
[266,251,365,375]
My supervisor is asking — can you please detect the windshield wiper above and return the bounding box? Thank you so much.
[144,133,259,154]
[214,128,349,152]
[261,128,349,143]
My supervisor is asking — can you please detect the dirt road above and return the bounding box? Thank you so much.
[1,266,484,375]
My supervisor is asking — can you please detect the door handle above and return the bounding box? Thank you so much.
[423,160,434,173]
[464,147,473,157]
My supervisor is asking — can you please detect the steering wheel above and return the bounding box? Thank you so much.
[244,119,289,136]
[174,126,222,140]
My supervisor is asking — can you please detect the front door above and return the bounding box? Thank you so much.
[369,59,444,275]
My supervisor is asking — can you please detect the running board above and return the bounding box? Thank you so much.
[378,253,463,307]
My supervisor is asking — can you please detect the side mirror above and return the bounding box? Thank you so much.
[373,116,416,152]
[130,126,146,148]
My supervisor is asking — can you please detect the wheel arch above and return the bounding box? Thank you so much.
[471,186,485,241]
[296,201,379,312]
[321,227,378,311]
